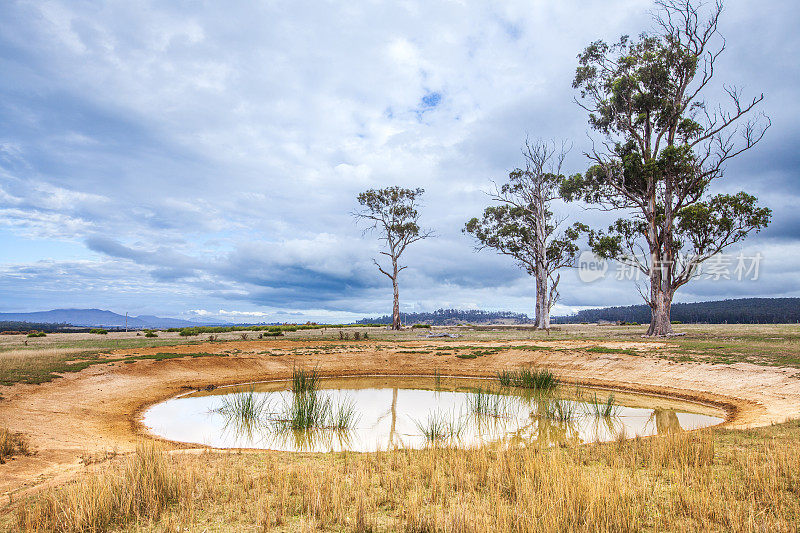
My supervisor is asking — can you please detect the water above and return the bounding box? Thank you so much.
[142,376,724,452]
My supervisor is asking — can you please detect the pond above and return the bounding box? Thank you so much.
[142,375,725,452]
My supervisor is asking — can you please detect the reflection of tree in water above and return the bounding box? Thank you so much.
[473,393,583,448]
[374,388,404,449]
[649,408,683,435]
[214,386,692,452]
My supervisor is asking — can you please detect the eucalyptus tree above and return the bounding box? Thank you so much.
[561,0,771,336]
[465,140,583,329]
[353,186,433,330]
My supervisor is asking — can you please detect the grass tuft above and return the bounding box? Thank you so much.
[587,392,619,418]
[15,443,180,532]
[413,409,465,445]
[291,368,319,395]
[0,427,29,464]
[497,367,558,390]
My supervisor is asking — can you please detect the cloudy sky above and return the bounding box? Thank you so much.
[1,0,798,323]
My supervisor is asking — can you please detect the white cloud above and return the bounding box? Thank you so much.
[0,0,797,317]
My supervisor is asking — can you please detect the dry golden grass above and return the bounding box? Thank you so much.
[0,427,29,464]
[15,443,180,532]
[9,422,800,532]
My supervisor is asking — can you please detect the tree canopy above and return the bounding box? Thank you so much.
[561,0,771,335]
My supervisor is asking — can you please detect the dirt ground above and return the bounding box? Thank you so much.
[2,337,800,499]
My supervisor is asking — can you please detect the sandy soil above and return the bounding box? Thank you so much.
[2,338,800,498]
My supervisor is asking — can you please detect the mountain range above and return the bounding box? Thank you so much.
[0,309,205,329]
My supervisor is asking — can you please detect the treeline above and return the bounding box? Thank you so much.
[553,298,800,324]
[357,309,532,326]
[0,321,72,333]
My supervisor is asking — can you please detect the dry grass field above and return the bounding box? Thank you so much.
[9,423,800,532]
[1,323,800,532]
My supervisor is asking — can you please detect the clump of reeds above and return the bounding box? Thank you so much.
[329,397,360,431]
[497,367,558,390]
[212,387,271,421]
[274,392,359,432]
[280,391,332,430]
[414,409,465,445]
[292,368,319,394]
[587,392,619,418]
[541,396,577,423]
[467,388,509,418]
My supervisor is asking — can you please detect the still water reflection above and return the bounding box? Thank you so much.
[143,376,724,452]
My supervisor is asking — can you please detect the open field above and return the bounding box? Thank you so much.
[3,323,800,388]
[1,324,799,531]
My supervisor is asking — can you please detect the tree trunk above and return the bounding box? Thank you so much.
[645,197,674,336]
[647,286,674,336]
[534,269,549,329]
[391,276,401,330]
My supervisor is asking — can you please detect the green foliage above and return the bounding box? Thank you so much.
[567,1,771,334]
[411,324,431,329]
[355,186,427,244]
[357,309,530,326]
[26,331,46,338]
[144,331,158,338]
[554,298,800,325]
[89,329,108,335]
[464,141,583,280]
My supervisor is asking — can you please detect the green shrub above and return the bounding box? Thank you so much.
[89,329,108,335]
[145,331,158,338]
[27,331,46,338]
[411,324,431,329]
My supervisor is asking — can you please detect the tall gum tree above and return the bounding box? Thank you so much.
[465,140,583,329]
[353,187,433,330]
[561,0,771,336]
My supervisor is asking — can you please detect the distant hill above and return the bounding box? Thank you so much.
[0,309,201,329]
[356,308,532,326]
[553,298,800,324]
